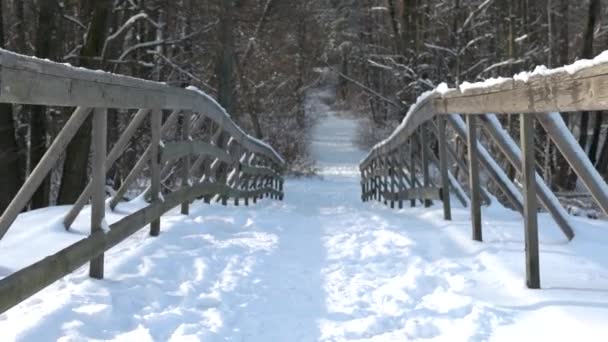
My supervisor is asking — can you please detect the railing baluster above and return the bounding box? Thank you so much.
[150,109,162,237]
[409,139,416,207]
[437,116,452,220]
[181,111,192,215]
[89,108,107,279]
[64,108,151,229]
[0,107,91,240]
[466,115,482,242]
[520,114,541,289]
[420,125,431,207]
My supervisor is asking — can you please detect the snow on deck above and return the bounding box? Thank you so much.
[2,92,608,341]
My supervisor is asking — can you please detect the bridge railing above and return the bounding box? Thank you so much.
[360,52,608,289]
[0,49,285,313]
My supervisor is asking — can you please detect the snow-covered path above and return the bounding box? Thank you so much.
[2,93,608,341]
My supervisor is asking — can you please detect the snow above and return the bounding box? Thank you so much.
[1,87,608,341]
[186,86,285,165]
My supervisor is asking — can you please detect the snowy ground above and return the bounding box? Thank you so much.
[2,92,608,341]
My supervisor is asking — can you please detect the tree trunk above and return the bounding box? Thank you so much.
[0,1,24,213]
[217,0,235,115]
[58,0,112,205]
[29,0,56,209]
[578,0,600,151]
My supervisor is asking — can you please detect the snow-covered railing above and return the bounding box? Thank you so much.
[360,51,608,289]
[0,49,285,313]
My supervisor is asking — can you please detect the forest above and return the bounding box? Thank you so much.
[0,0,607,214]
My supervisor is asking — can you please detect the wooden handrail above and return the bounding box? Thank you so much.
[0,48,286,314]
[360,51,608,289]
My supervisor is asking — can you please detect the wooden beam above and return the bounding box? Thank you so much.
[89,108,107,279]
[64,108,151,229]
[536,113,608,215]
[480,114,574,240]
[0,50,285,168]
[149,109,162,237]
[437,117,452,220]
[0,181,281,314]
[466,115,483,242]
[0,107,91,240]
[181,111,192,215]
[520,114,541,289]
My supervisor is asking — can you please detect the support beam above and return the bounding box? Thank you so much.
[437,117,452,220]
[64,108,150,229]
[0,107,91,240]
[89,108,107,279]
[520,114,541,289]
[480,114,574,240]
[181,111,192,215]
[150,109,162,236]
[466,115,483,242]
[536,113,608,215]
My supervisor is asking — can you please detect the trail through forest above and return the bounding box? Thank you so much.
[1,84,608,341]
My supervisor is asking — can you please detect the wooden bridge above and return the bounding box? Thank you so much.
[360,58,608,290]
[1,48,608,316]
[0,50,285,314]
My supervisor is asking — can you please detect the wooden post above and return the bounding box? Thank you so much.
[0,107,91,239]
[466,115,482,241]
[89,108,107,279]
[150,109,162,236]
[420,126,431,207]
[64,108,151,229]
[181,111,191,215]
[409,139,416,207]
[521,114,541,289]
[437,116,452,220]
[537,113,608,215]
[480,114,574,240]
[389,158,395,208]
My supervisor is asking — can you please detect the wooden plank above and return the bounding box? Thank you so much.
[480,114,574,240]
[89,108,107,279]
[181,111,192,215]
[0,107,91,240]
[409,138,417,207]
[448,114,524,214]
[437,117,452,220]
[161,141,235,165]
[520,114,541,289]
[150,109,162,237]
[64,108,151,229]
[0,181,281,314]
[536,113,608,215]
[381,187,443,202]
[466,115,483,242]
[420,125,432,207]
[0,50,285,168]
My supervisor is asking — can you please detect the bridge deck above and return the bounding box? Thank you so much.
[1,95,608,340]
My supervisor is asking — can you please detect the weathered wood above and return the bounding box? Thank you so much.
[466,115,483,242]
[381,187,443,202]
[437,117,452,220]
[89,108,107,279]
[150,109,162,237]
[64,108,150,229]
[181,111,192,215]
[480,114,575,240]
[0,50,284,167]
[409,139,417,207]
[0,107,91,240]
[0,180,280,314]
[161,141,235,165]
[448,115,524,214]
[419,125,432,207]
[536,113,608,215]
[520,114,541,289]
